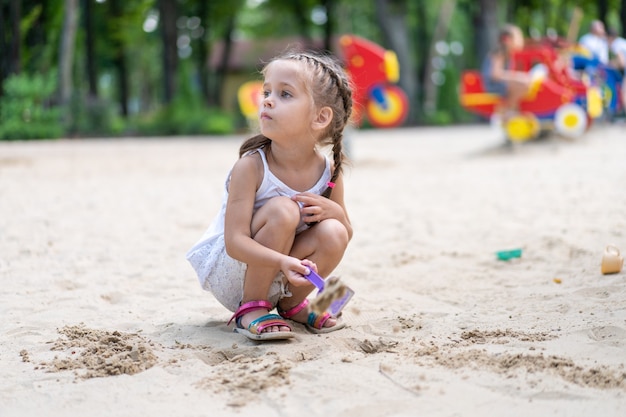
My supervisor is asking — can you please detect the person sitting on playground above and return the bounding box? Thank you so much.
[481,24,532,118]
[608,28,626,70]
[579,20,609,65]
[607,27,626,112]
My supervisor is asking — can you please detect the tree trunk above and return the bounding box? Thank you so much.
[110,0,128,116]
[473,0,498,68]
[374,0,418,124]
[27,0,50,71]
[414,1,427,112]
[195,0,211,105]
[292,0,313,50]
[58,0,78,106]
[114,49,129,116]
[421,0,456,115]
[8,0,21,75]
[598,0,608,29]
[159,0,178,103]
[322,0,334,53]
[215,14,235,107]
[83,0,97,98]
[0,2,6,97]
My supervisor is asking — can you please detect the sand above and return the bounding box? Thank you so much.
[1,125,625,417]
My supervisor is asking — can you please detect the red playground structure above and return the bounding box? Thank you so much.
[237,35,409,129]
[459,41,603,142]
[338,35,409,128]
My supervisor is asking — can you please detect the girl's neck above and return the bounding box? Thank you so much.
[265,142,323,192]
[267,141,317,169]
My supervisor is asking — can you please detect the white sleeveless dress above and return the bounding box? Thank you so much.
[186,147,332,312]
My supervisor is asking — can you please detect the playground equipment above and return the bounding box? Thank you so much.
[237,35,409,129]
[338,35,409,128]
[237,80,263,125]
[570,51,624,121]
[460,41,604,141]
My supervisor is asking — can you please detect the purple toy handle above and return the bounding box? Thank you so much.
[303,269,354,316]
[304,269,326,290]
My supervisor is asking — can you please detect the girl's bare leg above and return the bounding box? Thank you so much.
[238,196,301,332]
[278,218,350,328]
[504,79,531,114]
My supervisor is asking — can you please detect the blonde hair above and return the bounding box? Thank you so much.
[239,51,353,198]
[498,24,524,51]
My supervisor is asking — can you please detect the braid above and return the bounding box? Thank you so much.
[279,52,352,199]
[324,62,353,126]
[292,52,353,127]
[321,131,344,198]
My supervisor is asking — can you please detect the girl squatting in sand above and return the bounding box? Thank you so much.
[186,51,354,341]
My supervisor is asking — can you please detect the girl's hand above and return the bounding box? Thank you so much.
[292,193,341,224]
[282,257,317,287]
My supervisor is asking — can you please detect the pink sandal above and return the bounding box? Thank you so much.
[228,300,294,341]
[279,299,345,334]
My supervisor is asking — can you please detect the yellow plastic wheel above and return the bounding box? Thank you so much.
[366,84,409,128]
[554,104,588,138]
[504,113,540,142]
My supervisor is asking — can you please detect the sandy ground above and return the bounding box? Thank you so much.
[1,125,625,417]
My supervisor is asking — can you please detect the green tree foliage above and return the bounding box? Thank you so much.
[0,71,63,140]
[1,0,625,139]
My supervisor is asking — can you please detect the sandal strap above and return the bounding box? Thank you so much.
[227,300,273,325]
[278,298,334,330]
[278,298,310,319]
[308,311,331,330]
[249,314,292,334]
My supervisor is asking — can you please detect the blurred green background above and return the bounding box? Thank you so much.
[1,0,625,140]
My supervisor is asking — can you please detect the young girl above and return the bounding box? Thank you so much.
[186,51,353,341]
[481,24,532,117]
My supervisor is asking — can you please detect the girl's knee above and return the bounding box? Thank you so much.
[315,219,350,250]
[260,196,301,228]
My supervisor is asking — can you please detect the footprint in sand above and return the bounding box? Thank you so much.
[587,326,626,347]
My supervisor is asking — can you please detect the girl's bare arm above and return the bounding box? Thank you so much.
[223,155,311,277]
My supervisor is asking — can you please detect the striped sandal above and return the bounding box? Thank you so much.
[278,298,345,334]
[228,300,294,341]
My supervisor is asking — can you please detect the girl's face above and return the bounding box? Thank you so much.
[259,60,316,142]
[509,27,524,50]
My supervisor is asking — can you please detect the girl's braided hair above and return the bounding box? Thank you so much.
[239,50,353,198]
